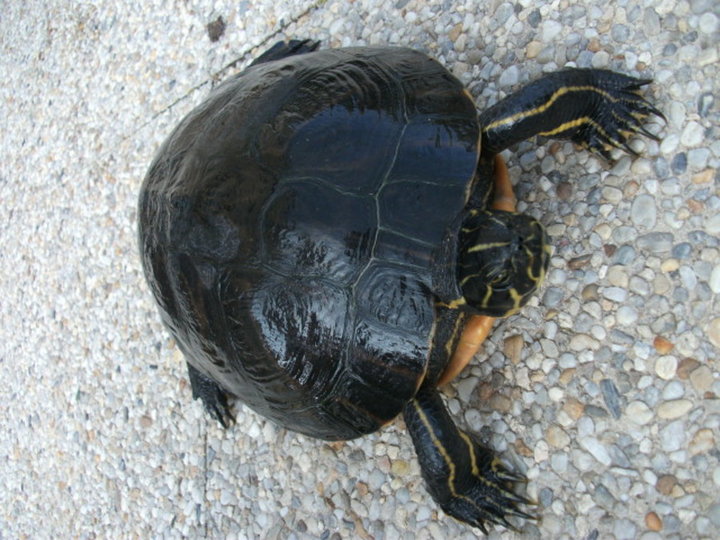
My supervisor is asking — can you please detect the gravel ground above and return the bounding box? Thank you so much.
[1,0,719,538]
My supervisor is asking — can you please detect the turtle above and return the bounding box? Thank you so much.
[138,39,662,532]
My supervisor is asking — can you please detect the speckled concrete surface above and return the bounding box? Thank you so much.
[1,1,719,538]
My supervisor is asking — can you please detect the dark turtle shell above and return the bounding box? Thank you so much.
[139,47,481,440]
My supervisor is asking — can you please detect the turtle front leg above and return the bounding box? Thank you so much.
[403,388,533,533]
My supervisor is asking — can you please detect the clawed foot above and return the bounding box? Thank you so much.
[187,363,235,428]
[250,38,321,67]
[438,438,536,534]
[572,72,665,160]
[404,390,534,533]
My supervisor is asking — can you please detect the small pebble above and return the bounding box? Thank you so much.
[680,122,704,147]
[672,243,693,260]
[582,284,600,300]
[689,428,714,455]
[600,379,622,419]
[616,306,638,325]
[709,265,720,293]
[504,334,524,364]
[709,503,720,527]
[662,381,684,400]
[563,398,585,420]
[613,245,636,265]
[602,287,628,302]
[671,153,687,174]
[698,92,714,117]
[637,233,674,254]
[607,266,629,287]
[699,12,719,34]
[653,336,674,354]
[569,334,600,351]
[546,425,570,448]
[708,318,720,348]
[657,399,692,419]
[656,475,677,496]
[655,356,678,380]
[579,437,612,466]
[692,169,714,184]
[541,20,562,41]
[646,511,663,531]
[659,420,687,452]
[626,401,653,425]
[631,194,657,227]
[676,357,700,379]
[689,365,713,393]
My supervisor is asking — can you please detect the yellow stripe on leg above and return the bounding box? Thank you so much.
[484,85,616,131]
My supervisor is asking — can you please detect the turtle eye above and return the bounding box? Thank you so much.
[492,268,510,286]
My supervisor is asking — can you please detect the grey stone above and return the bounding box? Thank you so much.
[539,487,554,507]
[671,242,692,259]
[679,266,698,289]
[654,156,670,177]
[542,20,563,41]
[691,0,715,14]
[611,24,630,42]
[707,502,720,527]
[593,483,617,509]
[630,194,657,228]
[613,519,637,540]
[543,287,565,308]
[579,437,612,466]
[494,3,515,26]
[644,7,661,34]
[688,148,710,169]
[551,452,568,473]
[612,225,637,243]
[662,381,685,400]
[602,287,628,302]
[616,305,638,325]
[671,152,687,174]
[608,445,632,468]
[585,404,609,417]
[681,122,705,147]
[637,232,674,253]
[659,420,687,452]
[600,379,622,419]
[613,245,637,265]
[498,65,519,87]
[528,9,542,28]
[626,401,653,424]
[698,92,714,117]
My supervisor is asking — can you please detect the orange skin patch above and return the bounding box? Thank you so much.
[438,155,516,387]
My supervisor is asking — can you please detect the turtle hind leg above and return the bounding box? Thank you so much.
[478,68,664,159]
[249,39,320,66]
[403,388,534,532]
[187,363,235,428]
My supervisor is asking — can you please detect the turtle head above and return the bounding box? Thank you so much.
[457,209,549,317]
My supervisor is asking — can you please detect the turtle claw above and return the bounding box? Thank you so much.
[570,72,663,161]
[494,464,527,483]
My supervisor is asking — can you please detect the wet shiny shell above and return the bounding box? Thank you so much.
[138,47,480,440]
